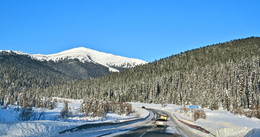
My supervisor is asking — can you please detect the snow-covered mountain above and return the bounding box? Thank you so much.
[1,47,147,73]
[31,47,147,72]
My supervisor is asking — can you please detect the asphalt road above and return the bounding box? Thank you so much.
[59,108,195,137]
[115,109,183,137]
[115,125,182,137]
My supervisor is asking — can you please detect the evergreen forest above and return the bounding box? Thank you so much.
[1,37,260,118]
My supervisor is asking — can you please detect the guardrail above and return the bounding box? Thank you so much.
[59,110,151,134]
[172,113,216,136]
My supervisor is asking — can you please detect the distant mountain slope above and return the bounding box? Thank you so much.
[0,47,147,79]
[38,37,260,116]
[31,47,147,72]
[0,52,72,91]
[44,59,111,79]
[0,47,147,93]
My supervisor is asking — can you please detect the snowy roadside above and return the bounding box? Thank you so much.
[131,102,260,137]
[2,100,259,137]
[0,99,149,137]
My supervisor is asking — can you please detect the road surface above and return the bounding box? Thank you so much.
[59,108,193,137]
[114,109,183,137]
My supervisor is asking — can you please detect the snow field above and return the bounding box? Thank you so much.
[0,99,150,137]
[1,101,259,137]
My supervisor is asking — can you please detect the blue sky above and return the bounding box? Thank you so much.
[0,0,259,62]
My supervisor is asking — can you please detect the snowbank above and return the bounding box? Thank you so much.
[130,102,260,137]
[2,100,259,137]
[0,121,80,137]
[0,107,19,122]
[0,99,149,137]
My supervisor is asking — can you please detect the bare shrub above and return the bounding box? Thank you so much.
[209,102,219,110]
[193,110,206,121]
[60,101,69,118]
[232,107,245,115]
[19,107,34,121]
[80,99,133,117]
[231,105,260,119]
[244,105,260,119]
[179,106,189,113]
[135,112,141,118]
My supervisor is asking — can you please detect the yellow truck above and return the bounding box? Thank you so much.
[160,114,168,120]
[155,118,167,127]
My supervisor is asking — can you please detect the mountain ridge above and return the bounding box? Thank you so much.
[4,47,147,72]
[0,47,147,80]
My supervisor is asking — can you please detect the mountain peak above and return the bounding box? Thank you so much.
[61,47,96,54]
[31,47,147,72]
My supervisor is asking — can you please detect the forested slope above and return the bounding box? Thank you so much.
[0,52,73,92]
[1,37,259,117]
[39,37,260,113]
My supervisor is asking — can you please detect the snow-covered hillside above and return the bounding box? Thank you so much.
[0,47,147,72]
[31,47,147,72]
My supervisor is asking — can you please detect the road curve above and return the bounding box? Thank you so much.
[114,108,183,137]
[59,108,195,137]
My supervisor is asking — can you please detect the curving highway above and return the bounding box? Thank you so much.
[115,108,184,137]
[58,108,205,137]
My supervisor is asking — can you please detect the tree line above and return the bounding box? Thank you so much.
[1,37,259,118]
